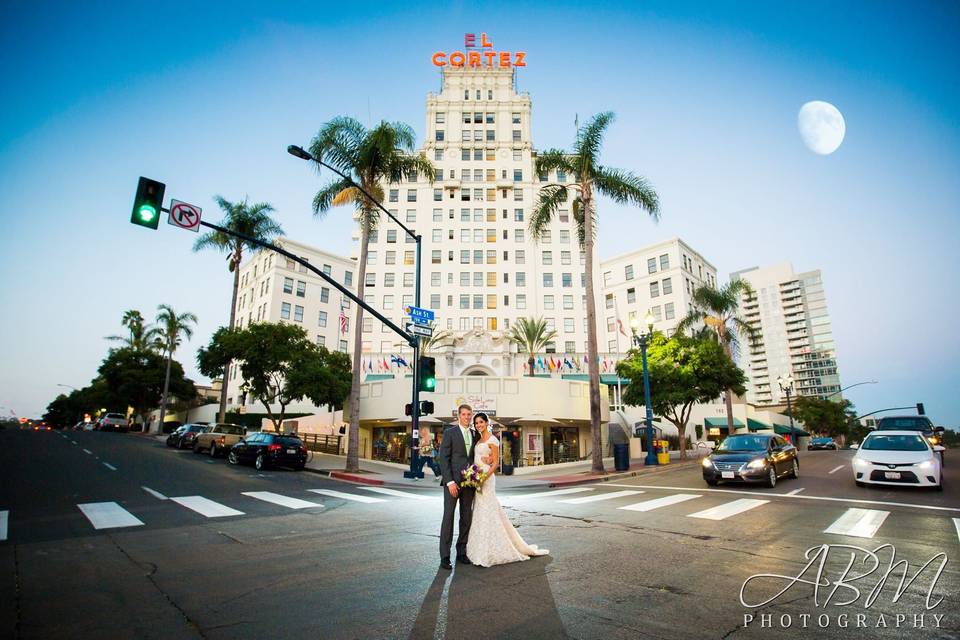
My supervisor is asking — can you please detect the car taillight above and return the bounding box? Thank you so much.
[300,446,307,454]
[267,444,282,452]
[218,436,225,444]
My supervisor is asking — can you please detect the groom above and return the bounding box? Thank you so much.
[438,403,477,570]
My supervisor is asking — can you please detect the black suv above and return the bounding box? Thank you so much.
[228,433,307,471]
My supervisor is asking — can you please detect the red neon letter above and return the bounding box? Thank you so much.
[432,52,447,67]
[514,51,526,67]
[499,51,511,68]
[449,51,466,68]
[484,51,497,67]
[464,33,476,48]
[481,32,492,48]
[468,51,481,68]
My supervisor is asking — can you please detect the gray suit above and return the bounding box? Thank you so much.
[438,425,476,560]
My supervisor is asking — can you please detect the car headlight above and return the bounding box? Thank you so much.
[746,458,767,470]
[853,458,870,468]
[917,460,933,469]
[928,436,939,445]
[702,458,713,468]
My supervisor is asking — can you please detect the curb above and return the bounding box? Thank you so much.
[303,467,386,486]
[545,459,701,487]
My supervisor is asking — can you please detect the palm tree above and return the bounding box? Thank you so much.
[532,112,660,474]
[193,197,283,422]
[508,317,558,378]
[105,309,160,353]
[309,117,434,473]
[154,304,198,434]
[420,328,453,356]
[675,280,757,436]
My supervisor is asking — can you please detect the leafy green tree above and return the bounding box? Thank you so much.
[617,333,746,460]
[790,396,855,440]
[507,317,558,377]
[533,112,660,473]
[193,197,283,422]
[98,348,197,429]
[154,304,198,434]
[198,323,352,431]
[675,281,757,436]
[105,309,160,353]
[309,117,434,472]
[43,394,77,427]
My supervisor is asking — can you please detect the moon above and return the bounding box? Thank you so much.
[798,101,845,155]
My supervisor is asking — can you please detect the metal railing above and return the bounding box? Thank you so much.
[299,434,342,455]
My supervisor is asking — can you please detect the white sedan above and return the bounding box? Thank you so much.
[853,430,942,491]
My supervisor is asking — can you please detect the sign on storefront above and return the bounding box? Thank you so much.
[454,395,497,416]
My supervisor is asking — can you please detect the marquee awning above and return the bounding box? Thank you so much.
[364,374,395,381]
[704,417,745,428]
[560,374,631,385]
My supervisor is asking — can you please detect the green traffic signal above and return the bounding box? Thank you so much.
[419,356,436,393]
[131,176,166,230]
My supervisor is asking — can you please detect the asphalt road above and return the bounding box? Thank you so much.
[1,429,958,640]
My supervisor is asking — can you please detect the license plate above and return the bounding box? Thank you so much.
[286,448,297,454]
[721,471,735,479]
[884,471,901,480]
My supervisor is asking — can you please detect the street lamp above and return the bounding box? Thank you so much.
[825,380,878,399]
[57,384,78,391]
[630,312,658,466]
[777,375,795,430]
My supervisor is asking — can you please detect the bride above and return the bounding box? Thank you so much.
[466,412,549,567]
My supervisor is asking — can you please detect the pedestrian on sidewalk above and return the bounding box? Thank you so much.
[414,426,442,481]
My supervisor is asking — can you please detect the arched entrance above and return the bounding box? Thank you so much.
[461,364,495,376]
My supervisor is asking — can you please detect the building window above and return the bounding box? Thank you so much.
[543,273,554,287]
[293,305,304,322]
[431,250,441,264]
[650,281,660,298]
[662,277,673,294]
[561,273,572,288]
[605,294,614,309]
[461,148,470,161]
[383,295,394,310]
[487,294,497,309]
[384,273,395,287]
[560,251,571,265]
[512,130,521,142]
[283,277,293,294]
[386,229,397,243]
[515,250,525,264]
[544,295,555,310]
[365,273,376,288]
[316,335,326,348]
[541,230,552,243]
[603,271,611,287]
[516,294,526,310]
[430,294,441,309]
[433,188,442,201]
[459,294,469,309]
[473,295,483,309]
[367,251,377,266]
[345,271,353,287]
[389,189,398,202]
[436,112,445,124]
[625,265,634,280]
[434,148,443,161]
[280,302,291,320]
[564,318,575,333]
[513,169,522,182]
[339,340,348,353]
[627,287,636,304]
[660,254,670,270]
[296,281,306,297]
[652,305,663,321]
[563,295,574,310]
[385,251,396,265]
[542,251,553,265]
[513,189,523,202]
[648,257,657,274]
[557,170,566,182]
[435,130,444,142]
[513,149,523,161]
[515,229,525,242]
[318,311,328,327]
[407,189,417,202]
[403,272,414,287]
[559,230,570,244]
[665,302,675,320]
[516,272,526,287]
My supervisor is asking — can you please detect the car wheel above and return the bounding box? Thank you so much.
[255,454,267,471]
[228,451,239,465]
[766,466,777,488]
[210,443,218,457]
[705,478,718,487]
[790,459,799,479]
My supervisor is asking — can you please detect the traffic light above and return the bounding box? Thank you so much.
[917,402,925,415]
[420,401,435,416]
[131,176,166,230]
[419,356,436,392]
[404,403,413,416]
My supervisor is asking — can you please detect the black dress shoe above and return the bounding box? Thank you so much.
[440,558,452,570]
[456,556,472,565]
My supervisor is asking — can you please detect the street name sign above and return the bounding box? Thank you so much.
[406,323,434,338]
[404,305,435,325]
[168,200,202,232]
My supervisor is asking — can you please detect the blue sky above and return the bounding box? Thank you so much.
[1,1,958,425]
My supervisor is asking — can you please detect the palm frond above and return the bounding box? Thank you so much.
[575,112,615,170]
[331,186,360,207]
[310,116,366,176]
[529,184,568,240]
[313,178,354,216]
[534,149,575,176]
[593,167,660,219]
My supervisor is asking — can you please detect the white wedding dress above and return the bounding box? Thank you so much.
[466,436,549,567]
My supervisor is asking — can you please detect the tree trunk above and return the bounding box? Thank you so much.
[582,187,604,474]
[345,210,371,473]
[218,248,242,424]
[528,355,535,377]
[721,340,735,436]
[156,344,173,434]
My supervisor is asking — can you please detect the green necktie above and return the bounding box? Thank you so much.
[464,427,471,450]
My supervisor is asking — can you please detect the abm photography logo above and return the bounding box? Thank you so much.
[740,544,949,631]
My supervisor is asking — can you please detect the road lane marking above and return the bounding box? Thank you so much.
[0,511,7,541]
[953,518,960,543]
[599,484,960,513]
[103,463,117,471]
[560,490,644,504]
[83,449,92,455]
[362,487,435,500]
[308,489,385,503]
[142,486,168,500]
[688,498,769,521]
[77,502,144,529]
[504,488,594,500]
[71,440,77,445]
[171,496,244,518]
[824,508,890,538]
[242,491,323,509]
[619,494,701,512]
[786,488,805,495]
[828,465,845,475]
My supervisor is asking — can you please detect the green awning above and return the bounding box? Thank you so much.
[561,373,631,385]
[747,418,773,431]
[364,374,395,381]
[705,417,745,428]
[561,374,589,381]
[776,423,811,437]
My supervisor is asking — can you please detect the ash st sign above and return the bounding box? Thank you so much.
[168,200,202,232]
[404,305,435,326]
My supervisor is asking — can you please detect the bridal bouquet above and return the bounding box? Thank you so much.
[459,463,490,494]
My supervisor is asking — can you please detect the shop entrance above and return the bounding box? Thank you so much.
[372,427,409,463]
[546,426,580,464]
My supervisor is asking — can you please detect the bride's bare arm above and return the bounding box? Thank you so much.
[486,442,499,473]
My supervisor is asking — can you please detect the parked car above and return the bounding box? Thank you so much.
[98,413,129,433]
[168,424,208,449]
[228,432,307,471]
[702,433,799,488]
[808,437,838,451]
[193,423,246,457]
[161,420,183,435]
[875,415,946,461]
[853,430,942,490]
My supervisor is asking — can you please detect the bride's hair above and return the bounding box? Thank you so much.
[473,412,489,426]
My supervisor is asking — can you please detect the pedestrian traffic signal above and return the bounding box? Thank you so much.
[131,176,165,230]
[917,402,925,415]
[420,401,435,416]
[419,356,436,392]
[404,403,413,416]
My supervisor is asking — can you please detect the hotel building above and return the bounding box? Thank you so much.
[731,262,842,406]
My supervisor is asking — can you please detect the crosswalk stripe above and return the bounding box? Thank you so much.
[103,462,117,471]
[953,518,960,543]
[504,487,594,500]
[77,502,144,529]
[362,487,435,500]
[619,494,702,512]
[308,489,385,503]
[828,465,845,475]
[688,498,769,520]
[824,508,890,538]
[82,449,92,455]
[0,510,8,541]
[559,490,644,504]
[242,492,323,509]
[171,496,245,518]
[141,486,168,500]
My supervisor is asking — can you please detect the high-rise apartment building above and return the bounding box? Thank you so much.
[732,263,842,405]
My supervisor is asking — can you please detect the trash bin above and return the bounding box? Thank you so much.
[656,439,670,465]
[613,443,630,471]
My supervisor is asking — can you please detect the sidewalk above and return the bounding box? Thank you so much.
[304,450,704,489]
